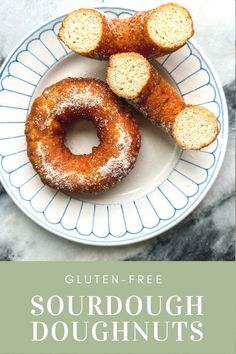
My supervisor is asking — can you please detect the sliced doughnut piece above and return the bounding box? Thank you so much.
[58,9,105,55]
[147,3,193,50]
[173,106,219,150]
[58,4,194,60]
[107,53,151,100]
[107,52,218,150]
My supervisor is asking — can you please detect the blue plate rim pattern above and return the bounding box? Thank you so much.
[0,7,228,246]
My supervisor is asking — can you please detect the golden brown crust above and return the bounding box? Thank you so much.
[25,78,141,193]
[132,67,185,134]
[58,4,194,60]
[136,74,219,149]
[106,53,185,134]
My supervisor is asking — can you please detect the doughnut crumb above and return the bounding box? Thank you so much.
[172,106,219,150]
[147,3,194,49]
[107,53,150,100]
[58,8,103,54]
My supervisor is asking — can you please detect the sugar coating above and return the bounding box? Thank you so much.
[98,123,134,177]
[35,123,135,191]
[54,85,102,110]
[36,142,86,190]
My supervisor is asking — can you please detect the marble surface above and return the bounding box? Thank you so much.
[0,0,235,261]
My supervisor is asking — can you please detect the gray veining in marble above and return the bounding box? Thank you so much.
[0,0,235,261]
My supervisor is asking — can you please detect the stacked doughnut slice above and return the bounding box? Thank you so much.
[25,3,219,193]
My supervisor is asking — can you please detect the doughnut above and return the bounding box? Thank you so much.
[106,52,219,150]
[58,3,194,60]
[25,78,141,193]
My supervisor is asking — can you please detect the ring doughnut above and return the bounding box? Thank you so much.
[106,52,219,150]
[25,78,141,193]
[58,3,194,60]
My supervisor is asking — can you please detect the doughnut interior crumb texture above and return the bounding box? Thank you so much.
[59,9,103,53]
[107,53,150,100]
[147,3,193,48]
[173,106,219,150]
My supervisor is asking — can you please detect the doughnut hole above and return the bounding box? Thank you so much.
[64,119,100,155]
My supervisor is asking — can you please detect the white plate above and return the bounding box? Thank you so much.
[0,7,228,246]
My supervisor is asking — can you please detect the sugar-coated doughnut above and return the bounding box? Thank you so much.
[106,53,218,150]
[58,3,194,60]
[25,78,141,193]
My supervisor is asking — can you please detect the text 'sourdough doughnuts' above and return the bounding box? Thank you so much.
[25,78,141,193]
[58,3,194,60]
[106,53,218,150]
